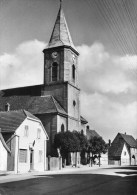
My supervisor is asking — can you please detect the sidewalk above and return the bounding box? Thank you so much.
[0,165,117,184]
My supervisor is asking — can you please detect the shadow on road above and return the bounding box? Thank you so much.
[104,166,137,170]
[0,172,137,195]
[115,171,137,175]
[0,174,8,176]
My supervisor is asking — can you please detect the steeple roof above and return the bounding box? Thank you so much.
[47,2,78,53]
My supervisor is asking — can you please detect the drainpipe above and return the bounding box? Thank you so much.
[17,135,20,174]
[130,148,131,165]
[14,135,20,174]
[44,140,47,171]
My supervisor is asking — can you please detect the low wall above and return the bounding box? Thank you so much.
[47,157,62,171]
[108,160,120,165]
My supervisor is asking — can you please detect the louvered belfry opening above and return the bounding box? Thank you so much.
[52,62,58,82]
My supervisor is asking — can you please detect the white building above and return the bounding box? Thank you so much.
[0,110,48,173]
[120,143,130,165]
[108,133,137,166]
[0,130,11,171]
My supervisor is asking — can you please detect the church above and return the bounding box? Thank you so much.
[0,1,88,156]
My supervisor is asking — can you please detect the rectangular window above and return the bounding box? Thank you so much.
[37,129,41,139]
[72,65,75,80]
[39,150,43,162]
[19,149,27,163]
[124,151,126,156]
[24,125,29,137]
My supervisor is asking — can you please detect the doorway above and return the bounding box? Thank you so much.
[30,149,34,170]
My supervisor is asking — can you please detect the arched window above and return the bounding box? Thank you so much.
[73,100,76,107]
[72,64,75,80]
[52,62,58,81]
[61,124,65,133]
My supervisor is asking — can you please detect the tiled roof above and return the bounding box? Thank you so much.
[23,110,39,121]
[0,132,11,153]
[108,133,137,158]
[86,129,101,140]
[47,3,78,54]
[0,94,67,116]
[80,116,88,124]
[108,138,124,157]
[0,110,40,132]
[120,133,137,148]
[1,85,42,96]
[50,96,67,116]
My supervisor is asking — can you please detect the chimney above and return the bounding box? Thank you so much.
[5,103,10,111]
[108,139,111,147]
[125,132,126,135]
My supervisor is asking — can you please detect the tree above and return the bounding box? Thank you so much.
[54,131,88,166]
[73,131,88,152]
[54,131,80,159]
[73,131,89,164]
[88,136,108,166]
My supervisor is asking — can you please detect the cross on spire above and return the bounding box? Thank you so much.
[60,0,63,7]
[47,0,78,54]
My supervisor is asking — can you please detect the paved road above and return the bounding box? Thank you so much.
[0,166,137,195]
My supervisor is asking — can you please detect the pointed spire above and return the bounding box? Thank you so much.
[47,0,78,53]
[60,0,63,8]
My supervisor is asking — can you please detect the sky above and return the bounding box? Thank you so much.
[0,0,137,141]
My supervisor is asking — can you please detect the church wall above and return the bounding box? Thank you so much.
[81,123,87,135]
[44,48,64,84]
[64,49,79,88]
[42,83,67,111]
[36,114,57,156]
[57,115,67,133]
[67,84,80,120]
[68,117,80,132]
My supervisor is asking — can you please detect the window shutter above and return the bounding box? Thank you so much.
[19,149,27,163]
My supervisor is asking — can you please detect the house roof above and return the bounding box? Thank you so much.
[120,133,137,148]
[80,116,88,124]
[47,2,78,54]
[86,129,101,140]
[0,110,40,133]
[0,85,42,96]
[0,94,67,116]
[0,132,11,153]
[108,133,137,158]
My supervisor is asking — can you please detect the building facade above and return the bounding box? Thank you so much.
[0,110,48,173]
[0,130,11,171]
[108,133,137,166]
[0,2,88,156]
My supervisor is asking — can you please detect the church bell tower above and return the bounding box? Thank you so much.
[42,0,81,132]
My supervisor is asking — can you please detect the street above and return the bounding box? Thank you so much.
[0,166,137,195]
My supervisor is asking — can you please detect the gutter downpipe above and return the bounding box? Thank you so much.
[16,135,20,174]
[44,140,46,171]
